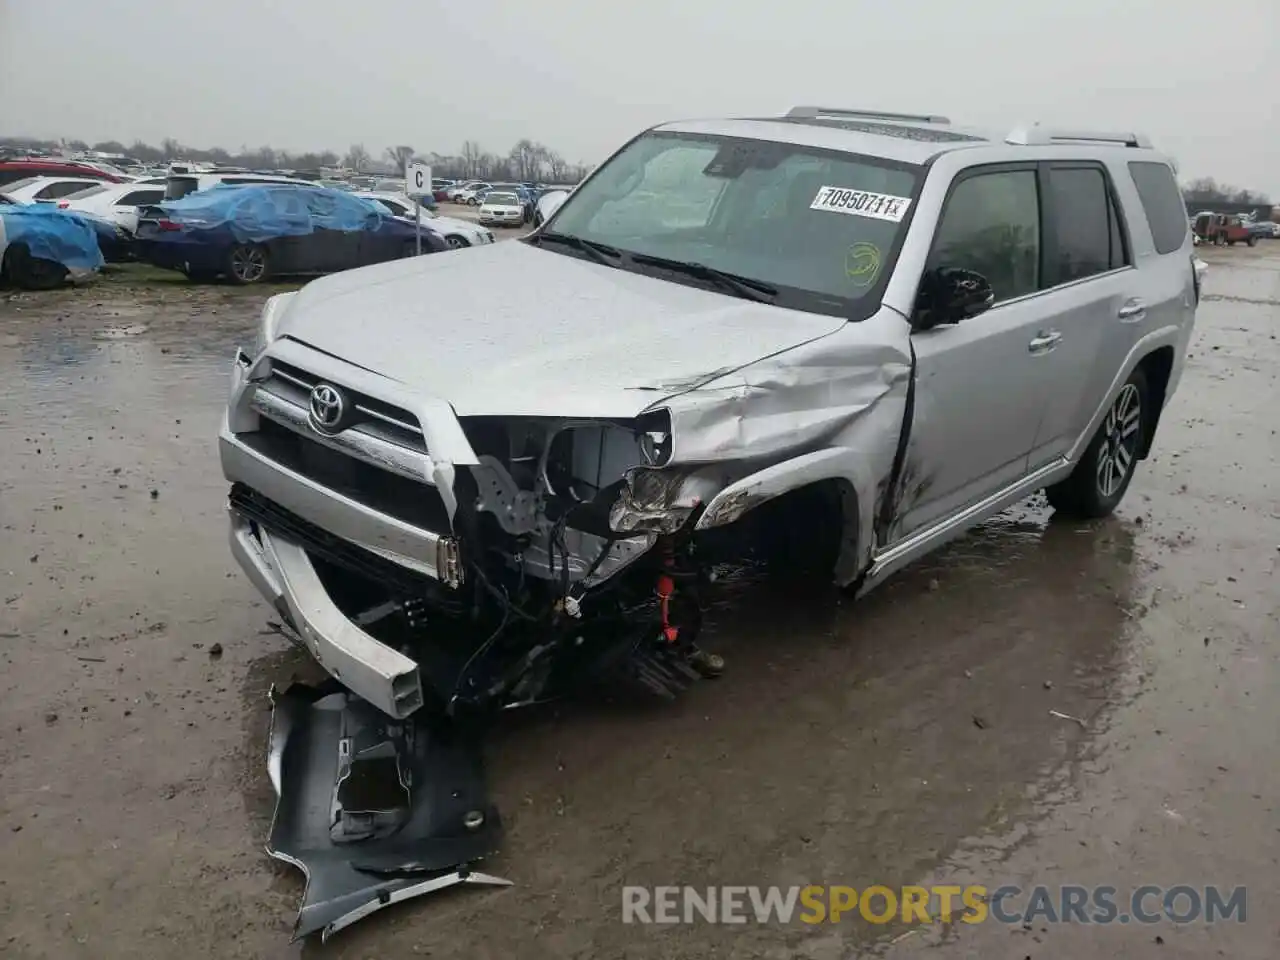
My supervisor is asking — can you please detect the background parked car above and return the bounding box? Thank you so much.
[0,160,125,188]
[454,182,493,205]
[0,201,105,289]
[352,191,494,248]
[58,182,168,234]
[477,190,526,227]
[0,175,107,205]
[135,184,447,284]
[162,171,314,201]
[446,180,484,201]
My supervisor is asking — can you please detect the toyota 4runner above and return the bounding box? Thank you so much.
[221,105,1200,721]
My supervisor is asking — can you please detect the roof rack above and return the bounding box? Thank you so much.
[1005,126,1152,149]
[786,106,952,125]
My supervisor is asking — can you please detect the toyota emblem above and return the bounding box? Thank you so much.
[308,383,347,433]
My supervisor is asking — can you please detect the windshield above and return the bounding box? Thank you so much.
[486,192,519,204]
[544,131,920,317]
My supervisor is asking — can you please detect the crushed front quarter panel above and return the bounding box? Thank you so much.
[266,683,508,941]
[651,307,915,579]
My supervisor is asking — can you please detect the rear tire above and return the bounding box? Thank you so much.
[1046,367,1148,519]
[225,243,269,284]
[1247,235,1258,247]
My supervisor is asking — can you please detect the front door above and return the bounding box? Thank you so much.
[894,165,1049,537]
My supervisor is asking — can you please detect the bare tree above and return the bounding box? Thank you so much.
[160,137,181,159]
[344,144,371,171]
[544,150,570,183]
[384,145,415,172]
[508,139,544,181]
[459,141,484,178]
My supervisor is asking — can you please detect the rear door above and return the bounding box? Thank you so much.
[898,164,1049,536]
[1024,163,1138,468]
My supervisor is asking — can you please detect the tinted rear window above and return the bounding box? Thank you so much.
[1127,161,1188,255]
[1044,166,1129,283]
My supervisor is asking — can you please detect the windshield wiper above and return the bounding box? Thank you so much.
[627,253,777,303]
[527,231,621,267]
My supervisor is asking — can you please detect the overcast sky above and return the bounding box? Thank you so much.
[1,0,1276,193]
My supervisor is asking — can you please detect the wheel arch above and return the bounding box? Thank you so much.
[694,448,874,585]
[1135,345,1175,458]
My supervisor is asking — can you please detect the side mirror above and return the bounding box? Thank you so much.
[534,190,569,227]
[914,267,994,329]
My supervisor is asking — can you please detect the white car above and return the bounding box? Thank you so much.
[0,175,106,205]
[446,180,484,201]
[477,190,526,226]
[57,181,168,233]
[353,191,494,248]
[454,183,493,205]
[162,171,314,201]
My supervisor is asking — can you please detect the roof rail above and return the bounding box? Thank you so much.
[1005,126,1152,149]
[787,106,951,125]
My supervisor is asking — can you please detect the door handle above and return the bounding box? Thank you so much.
[1028,331,1062,354]
[1117,299,1147,321]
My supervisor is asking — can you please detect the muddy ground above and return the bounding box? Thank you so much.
[1,246,1277,959]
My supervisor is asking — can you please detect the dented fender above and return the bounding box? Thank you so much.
[653,309,915,581]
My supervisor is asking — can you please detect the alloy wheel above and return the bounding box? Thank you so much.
[1096,383,1141,498]
[231,246,266,283]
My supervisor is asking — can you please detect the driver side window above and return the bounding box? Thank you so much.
[927,169,1040,305]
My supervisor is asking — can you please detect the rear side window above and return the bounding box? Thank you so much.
[165,176,199,200]
[36,181,98,200]
[119,189,164,206]
[1128,161,1188,254]
[64,184,108,201]
[1043,166,1129,284]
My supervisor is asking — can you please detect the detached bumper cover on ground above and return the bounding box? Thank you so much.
[266,682,508,941]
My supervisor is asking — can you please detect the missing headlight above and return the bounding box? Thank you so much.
[636,410,673,467]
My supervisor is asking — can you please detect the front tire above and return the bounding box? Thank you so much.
[226,243,268,285]
[1,245,68,290]
[445,235,468,249]
[1046,367,1147,519]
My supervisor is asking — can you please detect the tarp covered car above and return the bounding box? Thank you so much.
[0,202,104,289]
[136,184,448,284]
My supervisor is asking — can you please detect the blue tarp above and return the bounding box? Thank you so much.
[0,205,105,272]
[159,184,388,243]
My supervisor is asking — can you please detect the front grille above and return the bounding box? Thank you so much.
[239,418,451,533]
[260,360,426,453]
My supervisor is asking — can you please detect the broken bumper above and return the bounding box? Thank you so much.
[229,510,426,718]
[267,683,507,941]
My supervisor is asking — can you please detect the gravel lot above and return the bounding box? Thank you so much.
[0,243,1276,959]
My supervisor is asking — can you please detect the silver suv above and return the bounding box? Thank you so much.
[220,105,1200,720]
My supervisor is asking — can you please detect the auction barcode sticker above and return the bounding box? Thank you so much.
[810,187,912,222]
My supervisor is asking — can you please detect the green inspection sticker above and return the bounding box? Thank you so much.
[845,242,881,287]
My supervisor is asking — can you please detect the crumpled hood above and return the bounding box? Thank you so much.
[275,240,846,417]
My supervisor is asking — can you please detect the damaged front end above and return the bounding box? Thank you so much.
[221,301,913,937]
